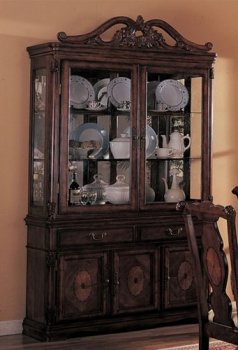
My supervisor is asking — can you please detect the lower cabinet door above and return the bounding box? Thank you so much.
[58,252,109,320]
[163,246,196,309]
[113,249,159,314]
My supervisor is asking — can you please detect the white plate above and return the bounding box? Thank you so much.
[155,79,189,111]
[93,78,110,107]
[107,77,131,108]
[70,76,95,109]
[146,125,158,158]
[70,123,109,159]
[123,125,158,158]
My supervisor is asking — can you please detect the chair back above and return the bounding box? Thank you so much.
[177,200,238,348]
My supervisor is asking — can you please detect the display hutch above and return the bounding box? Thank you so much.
[24,16,216,340]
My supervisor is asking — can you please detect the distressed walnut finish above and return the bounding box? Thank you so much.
[24,16,216,341]
[177,200,238,350]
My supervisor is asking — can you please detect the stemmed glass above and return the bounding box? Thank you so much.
[80,191,89,205]
[80,190,97,205]
[88,191,97,205]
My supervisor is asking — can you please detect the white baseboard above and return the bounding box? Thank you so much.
[0,320,23,336]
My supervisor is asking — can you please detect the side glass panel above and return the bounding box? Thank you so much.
[190,78,202,198]
[145,74,202,204]
[67,68,132,207]
[31,69,46,206]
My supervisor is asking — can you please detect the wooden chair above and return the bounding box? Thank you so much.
[176,200,238,350]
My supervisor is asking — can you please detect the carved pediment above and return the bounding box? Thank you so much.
[57,15,213,52]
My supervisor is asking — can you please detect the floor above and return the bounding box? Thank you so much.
[0,323,199,350]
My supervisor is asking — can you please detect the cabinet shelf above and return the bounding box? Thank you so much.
[69,156,201,162]
[147,156,201,161]
[148,110,186,116]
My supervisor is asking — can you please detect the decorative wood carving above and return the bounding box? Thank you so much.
[57,15,213,52]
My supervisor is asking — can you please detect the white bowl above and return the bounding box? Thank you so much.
[106,187,129,204]
[105,175,129,204]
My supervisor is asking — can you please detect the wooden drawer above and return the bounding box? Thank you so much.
[140,225,186,241]
[140,224,201,241]
[58,227,134,247]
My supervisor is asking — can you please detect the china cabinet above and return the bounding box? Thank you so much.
[24,15,216,340]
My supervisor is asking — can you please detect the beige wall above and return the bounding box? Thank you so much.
[1,0,238,322]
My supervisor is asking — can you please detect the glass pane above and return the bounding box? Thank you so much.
[190,159,201,198]
[190,77,202,199]
[67,68,132,207]
[190,78,202,159]
[145,73,202,204]
[32,69,46,205]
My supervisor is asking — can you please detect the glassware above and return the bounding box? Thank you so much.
[80,191,89,205]
[88,191,97,205]
[83,174,108,205]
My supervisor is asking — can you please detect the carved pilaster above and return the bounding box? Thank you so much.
[47,201,56,221]
[45,307,56,325]
[50,58,59,73]
[46,251,57,268]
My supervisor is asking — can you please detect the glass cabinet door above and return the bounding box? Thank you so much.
[61,62,137,210]
[31,68,46,206]
[142,69,204,206]
[60,62,208,211]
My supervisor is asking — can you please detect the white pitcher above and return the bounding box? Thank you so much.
[161,130,191,158]
[162,168,185,203]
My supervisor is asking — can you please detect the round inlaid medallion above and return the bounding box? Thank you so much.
[127,265,144,296]
[178,261,193,290]
[74,270,92,302]
[206,247,222,286]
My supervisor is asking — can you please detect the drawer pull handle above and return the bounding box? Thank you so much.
[166,227,183,237]
[89,232,107,241]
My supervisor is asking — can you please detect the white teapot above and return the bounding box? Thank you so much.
[161,130,191,158]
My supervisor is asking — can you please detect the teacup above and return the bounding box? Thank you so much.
[118,100,131,110]
[156,147,173,158]
[87,100,102,110]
